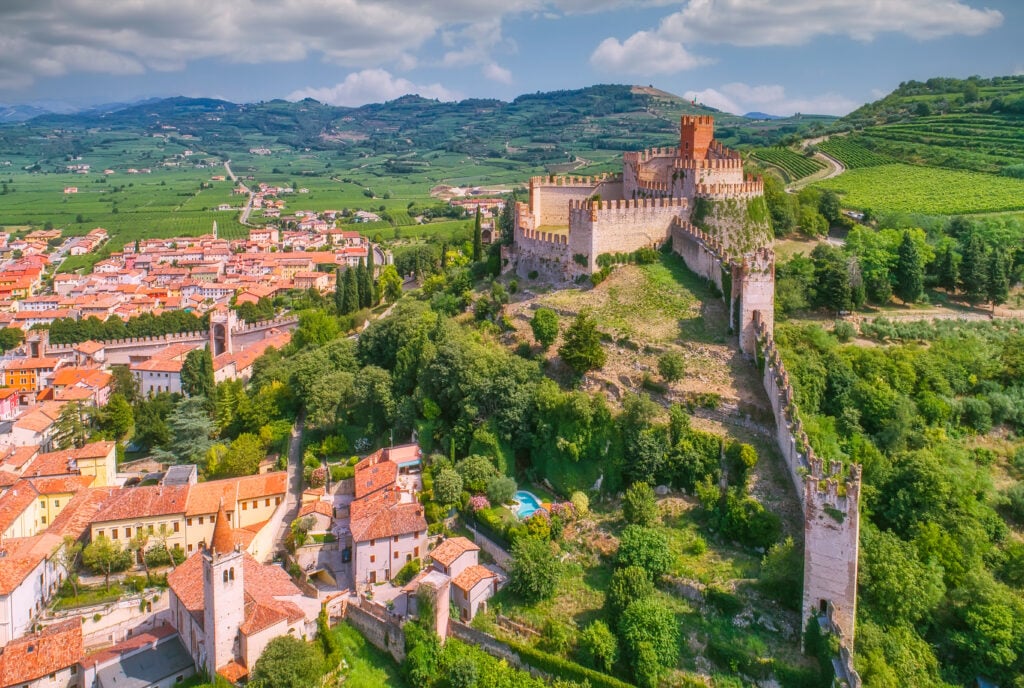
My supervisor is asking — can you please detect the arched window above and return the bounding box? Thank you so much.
[229,567,235,581]
[223,570,229,583]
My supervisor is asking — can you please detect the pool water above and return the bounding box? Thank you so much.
[514,490,543,519]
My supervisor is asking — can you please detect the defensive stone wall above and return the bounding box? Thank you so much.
[569,197,688,272]
[528,175,622,228]
[345,602,406,664]
[670,220,729,296]
[695,180,765,198]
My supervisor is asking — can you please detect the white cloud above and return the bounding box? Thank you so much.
[483,63,513,84]
[590,31,709,74]
[685,82,858,116]
[593,0,1003,74]
[287,69,460,107]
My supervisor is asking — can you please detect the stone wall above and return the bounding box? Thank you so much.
[528,175,622,228]
[569,197,689,272]
[345,603,406,664]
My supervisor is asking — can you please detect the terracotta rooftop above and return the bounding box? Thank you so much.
[47,487,120,539]
[350,501,426,543]
[218,661,248,683]
[80,623,177,669]
[298,500,333,519]
[0,533,61,595]
[92,484,189,523]
[29,473,94,495]
[452,564,496,593]
[0,618,82,686]
[0,444,40,470]
[167,550,305,635]
[0,480,39,533]
[354,457,397,499]
[429,537,479,569]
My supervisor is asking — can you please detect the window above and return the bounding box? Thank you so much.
[40,516,46,524]
[275,497,281,505]
[198,517,204,525]
[223,570,229,583]
[173,521,180,533]
[394,551,399,559]
[265,499,270,507]
[148,525,154,534]
[54,500,59,507]
[370,555,375,563]
[463,589,468,600]
[414,547,419,557]
[229,567,235,581]
[242,502,247,511]
[124,527,131,538]
[186,518,193,526]
[112,528,118,540]
[393,535,398,543]
[370,539,375,546]
[70,666,77,675]
[188,544,193,553]
[97,530,104,539]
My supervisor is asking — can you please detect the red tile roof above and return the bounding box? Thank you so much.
[0,480,39,533]
[429,537,479,569]
[80,623,177,669]
[0,618,83,686]
[218,660,248,683]
[29,474,94,495]
[47,487,119,539]
[0,533,60,595]
[452,564,496,593]
[350,501,426,543]
[298,500,333,519]
[92,484,189,523]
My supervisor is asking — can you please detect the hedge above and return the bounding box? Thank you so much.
[506,640,635,688]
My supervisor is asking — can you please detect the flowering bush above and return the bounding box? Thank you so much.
[549,502,575,520]
[469,494,491,512]
[308,466,327,488]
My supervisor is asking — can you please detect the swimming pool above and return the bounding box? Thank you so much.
[513,490,543,519]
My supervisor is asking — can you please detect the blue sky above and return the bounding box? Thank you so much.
[1,0,1019,116]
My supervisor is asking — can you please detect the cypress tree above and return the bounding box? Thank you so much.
[498,195,515,238]
[472,208,483,262]
[366,246,376,306]
[959,232,988,303]
[356,258,369,309]
[333,267,343,312]
[987,248,1010,309]
[440,242,448,270]
[342,267,359,314]
[937,244,959,292]
[894,231,924,304]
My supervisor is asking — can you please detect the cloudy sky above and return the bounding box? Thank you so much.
[0,0,1018,116]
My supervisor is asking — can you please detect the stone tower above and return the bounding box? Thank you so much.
[202,500,244,676]
[736,249,775,357]
[680,115,715,160]
[209,308,235,357]
[803,461,861,640]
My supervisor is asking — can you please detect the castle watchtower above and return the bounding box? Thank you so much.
[680,115,714,160]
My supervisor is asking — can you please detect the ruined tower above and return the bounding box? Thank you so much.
[202,501,244,676]
[209,308,235,357]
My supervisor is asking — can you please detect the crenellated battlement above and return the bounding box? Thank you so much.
[519,228,568,245]
[637,180,672,194]
[568,196,688,213]
[741,246,775,274]
[529,173,620,188]
[674,156,745,171]
[708,140,742,160]
[624,147,680,164]
[695,178,764,197]
[681,115,715,127]
[670,218,733,264]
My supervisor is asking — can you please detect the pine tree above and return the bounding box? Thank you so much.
[54,401,89,449]
[894,231,924,304]
[356,259,369,309]
[937,244,959,292]
[959,232,989,303]
[472,208,483,262]
[987,248,1010,310]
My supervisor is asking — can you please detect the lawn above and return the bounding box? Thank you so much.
[52,582,129,610]
[330,621,409,687]
[813,163,1024,215]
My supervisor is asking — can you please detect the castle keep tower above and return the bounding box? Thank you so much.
[680,115,715,160]
[202,501,244,676]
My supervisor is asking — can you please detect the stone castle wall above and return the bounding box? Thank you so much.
[528,175,622,228]
[568,197,689,271]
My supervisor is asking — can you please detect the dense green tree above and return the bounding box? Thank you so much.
[818,189,841,224]
[433,468,463,505]
[859,526,945,625]
[509,536,559,602]
[83,535,130,591]
[657,351,685,382]
[210,433,265,478]
[333,267,344,312]
[558,310,606,374]
[110,364,139,404]
[98,393,133,439]
[937,244,960,292]
[53,401,89,449]
[249,635,325,688]
[378,264,403,303]
[133,395,172,449]
[497,195,515,239]
[530,308,559,350]
[619,597,679,676]
[893,231,924,304]
[350,365,395,433]
[623,482,659,526]
[607,565,654,618]
[154,397,215,463]
[366,244,376,305]
[986,247,1010,308]
[811,243,852,312]
[617,525,672,580]
[456,454,499,492]
[305,369,354,428]
[959,232,989,303]
[578,620,618,673]
[341,267,359,314]
[180,347,215,399]
[355,259,369,309]
[0,327,24,352]
[292,310,339,349]
[486,475,517,505]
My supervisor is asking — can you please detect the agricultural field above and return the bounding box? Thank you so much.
[750,147,824,180]
[816,138,892,168]
[813,163,1024,215]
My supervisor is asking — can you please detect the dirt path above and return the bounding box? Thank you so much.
[787,151,844,191]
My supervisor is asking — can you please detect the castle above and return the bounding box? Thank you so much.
[508,116,863,685]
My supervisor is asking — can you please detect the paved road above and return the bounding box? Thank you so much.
[224,159,255,226]
[273,413,305,555]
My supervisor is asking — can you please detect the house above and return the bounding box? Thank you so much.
[0,617,83,687]
[427,536,498,623]
[130,342,202,396]
[349,445,427,587]
[0,533,63,645]
[2,357,61,393]
[0,388,18,421]
[24,442,118,488]
[89,484,190,557]
[183,472,287,559]
[79,624,195,688]
[167,502,318,683]
[297,499,333,534]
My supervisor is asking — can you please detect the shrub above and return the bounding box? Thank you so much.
[468,494,490,512]
[506,640,634,688]
[330,464,354,482]
[623,482,659,526]
[617,526,672,580]
[456,455,498,493]
[392,558,421,586]
[607,565,654,618]
[657,352,686,382]
[833,320,856,342]
[578,620,618,673]
[570,491,589,517]
[509,536,559,602]
[486,475,517,505]
[308,466,326,488]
